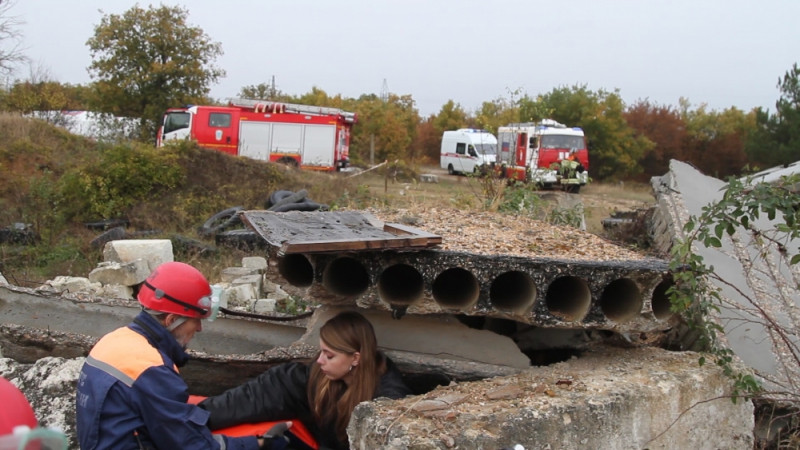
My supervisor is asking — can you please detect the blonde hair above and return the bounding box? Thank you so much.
[307,311,386,442]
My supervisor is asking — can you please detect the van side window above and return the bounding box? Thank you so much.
[456,143,466,155]
[468,145,478,157]
[209,113,231,128]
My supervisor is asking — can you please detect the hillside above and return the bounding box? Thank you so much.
[0,114,360,285]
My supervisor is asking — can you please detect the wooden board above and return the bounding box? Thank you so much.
[241,210,442,254]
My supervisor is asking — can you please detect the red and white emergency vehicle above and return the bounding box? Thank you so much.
[156,98,357,171]
[496,119,590,188]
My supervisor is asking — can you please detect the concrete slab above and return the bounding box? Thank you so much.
[0,284,304,357]
[299,306,531,369]
[651,160,800,390]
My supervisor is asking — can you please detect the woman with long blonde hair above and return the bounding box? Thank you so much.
[200,310,411,449]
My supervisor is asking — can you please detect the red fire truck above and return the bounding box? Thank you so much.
[496,120,590,190]
[156,98,357,171]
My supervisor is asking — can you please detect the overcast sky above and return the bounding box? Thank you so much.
[9,0,800,117]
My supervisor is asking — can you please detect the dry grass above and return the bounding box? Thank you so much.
[345,164,655,236]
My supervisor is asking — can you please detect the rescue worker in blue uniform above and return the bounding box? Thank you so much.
[75,261,289,450]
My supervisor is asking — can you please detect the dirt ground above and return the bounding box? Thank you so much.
[357,164,655,243]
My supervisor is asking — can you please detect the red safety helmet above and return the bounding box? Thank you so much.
[0,376,37,435]
[137,262,213,319]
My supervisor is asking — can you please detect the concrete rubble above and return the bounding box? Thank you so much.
[350,347,753,450]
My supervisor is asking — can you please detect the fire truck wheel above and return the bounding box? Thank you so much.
[199,206,244,237]
[276,157,299,168]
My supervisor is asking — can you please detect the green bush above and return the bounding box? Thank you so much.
[61,143,184,220]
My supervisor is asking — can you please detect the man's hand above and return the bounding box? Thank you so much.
[258,421,292,450]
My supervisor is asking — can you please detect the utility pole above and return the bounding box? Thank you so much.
[380,78,389,103]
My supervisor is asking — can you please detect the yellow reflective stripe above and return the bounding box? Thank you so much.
[85,354,136,387]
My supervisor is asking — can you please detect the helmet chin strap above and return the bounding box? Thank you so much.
[166,316,189,332]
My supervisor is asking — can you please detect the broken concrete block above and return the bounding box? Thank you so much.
[267,288,289,302]
[220,267,259,283]
[420,173,438,183]
[242,256,267,273]
[231,275,262,297]
[262,278,279,294]
[44,276,101,294]
[220,283,256,309]
[102,239,174,272]
[98,284,134,300]
[252,298,276,314]
[0,272,7,285]
[349,347,754,450]
[88,260,150,286]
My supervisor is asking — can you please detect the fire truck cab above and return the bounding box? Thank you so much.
[496,120,589,189]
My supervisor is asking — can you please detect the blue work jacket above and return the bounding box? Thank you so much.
[76,311,258,450]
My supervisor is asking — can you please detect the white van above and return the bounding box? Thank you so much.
[440,129,497,175]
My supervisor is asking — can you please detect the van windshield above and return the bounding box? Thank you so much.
[475,143,497,155]
[541,135,585,150]
[163,112,191,134]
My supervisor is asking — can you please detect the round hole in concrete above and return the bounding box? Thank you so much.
[599,278,642,323]
[544,276,591,322]
[651,279,675,320]
[377,264,424,306]
[277,254,313,287]
[322,256,370,297]
[432,267,479,310]
[490,271,536,313]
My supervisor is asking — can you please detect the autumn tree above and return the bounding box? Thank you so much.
[745,63,800,168]
[433,100,468,135]
[624,100,686,181]
[541,85,650,181]
[680,100,754,178]
[348,93,418,166]
[474,95,520,135]
[237,77,289,102]
[86,4,224,141]
[411,116,440,164]
[2,63,93,114]
[0,0,25,76]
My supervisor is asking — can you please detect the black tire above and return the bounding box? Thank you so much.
[269,200,329,212]
[447,164,455,175]
[267,190,308,211]
[267,190,295,208]
[199,206,244,237]
[84,218,130,231]
[215,229,265,251]
[171,234,216,256]
[90,226,127,249]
